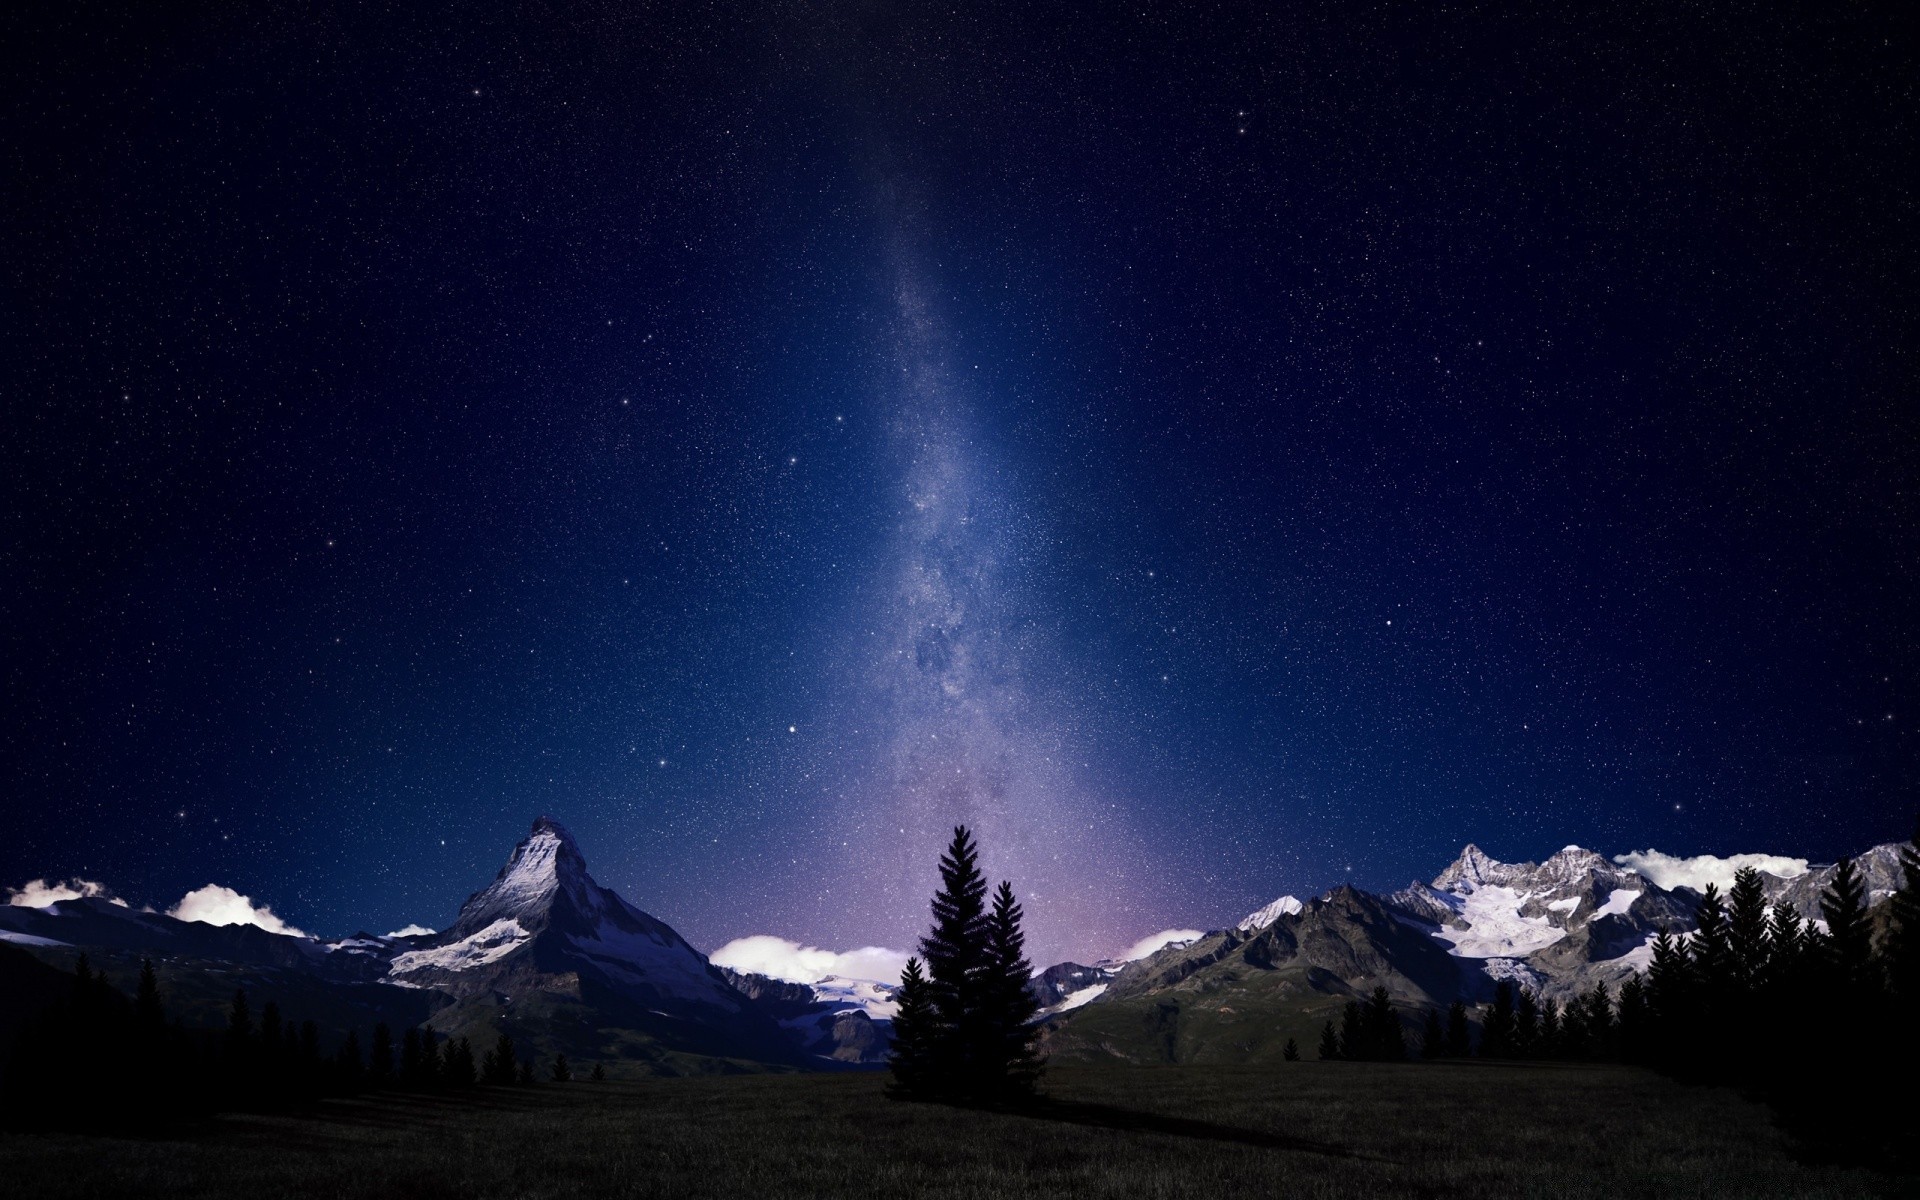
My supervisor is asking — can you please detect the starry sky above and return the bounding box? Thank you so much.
[4,2,1916,967]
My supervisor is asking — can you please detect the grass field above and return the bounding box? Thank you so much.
[1,1061,1908,1199]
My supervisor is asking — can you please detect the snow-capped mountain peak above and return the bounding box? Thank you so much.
[442,815,592,940]
[1432,843,1520,893]
[1236,894,1304,932]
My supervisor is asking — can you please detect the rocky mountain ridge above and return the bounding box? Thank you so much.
[1040,835,1911,1066]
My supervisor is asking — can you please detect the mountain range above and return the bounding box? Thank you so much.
[1043,839,1910,1065]
[2,819,1908,1074]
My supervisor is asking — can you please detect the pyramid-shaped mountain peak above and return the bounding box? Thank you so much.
[441,816,594,940]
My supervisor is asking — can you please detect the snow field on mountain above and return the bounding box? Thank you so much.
[389,918,528,973]
[1429,886,1568,958]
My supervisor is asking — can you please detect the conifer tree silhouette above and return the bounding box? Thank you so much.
[1420,1009,1444,1059]
[1338,1000,1364,1060]
[919,826,991,1093]
[1479,981,1516,1058]
[1317,1020,1341,1060]
[1727,867,1771,990]
[893,828,1046,1102]
[1616,975,1649,1063]
[1764,904,1807,991]
[887,957,941,1097]
[401,1028,423,1085]
[1539,996,1561,1058]
[445,1037,476,1086]
[482,1033,518,1084]
[419,1029,441,1086]
[589,1062,606,1082]
[336,1030,364,1091]
[1282,1036,1301,1061]
[1514,988,1539,1058]
[1443,1001,1471,1058]
[551,1054,571,1082]
[370,1023,394,1083]
[1584,983,1614,1060]
[226,989,253,1052]
[518,1059,534,1086]
[135,959,163,1032]
[1691,885,1734,1005]
[298,1020,321,1091]
[1360,987,1404,1060]
[984,881,1043,1094]
[1821,858,1873,997]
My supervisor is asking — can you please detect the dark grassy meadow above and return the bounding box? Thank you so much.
[1,1062,1908,1200]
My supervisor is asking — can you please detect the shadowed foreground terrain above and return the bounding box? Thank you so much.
[0,1062,1905,1199]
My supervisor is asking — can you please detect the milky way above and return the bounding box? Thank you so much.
[815,250,1169,965]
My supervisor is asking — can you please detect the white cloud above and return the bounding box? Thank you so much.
[7,878,126,908]
[709,935,910,985]
[386,924,436,938]
[1613,849,1809,894]
[1121,928,1205,963]
[168,884,308,938]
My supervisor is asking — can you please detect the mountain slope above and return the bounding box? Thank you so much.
[1045,885,1470,1064]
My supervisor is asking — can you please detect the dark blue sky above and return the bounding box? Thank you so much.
[4,2,1914,965]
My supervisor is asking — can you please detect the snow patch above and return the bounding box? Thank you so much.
[1615,933,1660,971]
[1053,983,1108,1012]
[387,924,436,938]
[389,918,528,973]
[1429,886,1567,958]
[807,976,900,1020]
[1546,898,1580,915]
[1613,849,1808,893]
[0,929,69,947]
[1236,895,1303,932]
[1594,888,1641,918]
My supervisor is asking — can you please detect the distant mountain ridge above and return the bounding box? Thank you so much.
[1040,835,1912,1066]
[3,825,1908,1075]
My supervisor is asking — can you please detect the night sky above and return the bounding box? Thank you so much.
[5,2,1916,966]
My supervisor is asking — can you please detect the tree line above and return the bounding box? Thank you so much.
[889,826,1045,1103]
[1,957,600,1131]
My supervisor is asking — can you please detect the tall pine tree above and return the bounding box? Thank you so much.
[370,1023,394,1083]
[1444,1001,1472,1058]
[1317,1021,1341,1060]
[1480,981,1516,1058]
[1820,858,1873,996]
[919,826,991,1092]
[134,959,163,1033]
[1726,867,1771,990]
[1514,988,1540,1058]
[887,957,941,1098]
[984,881,1043,1095]
[1337,1000,1365,1060]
